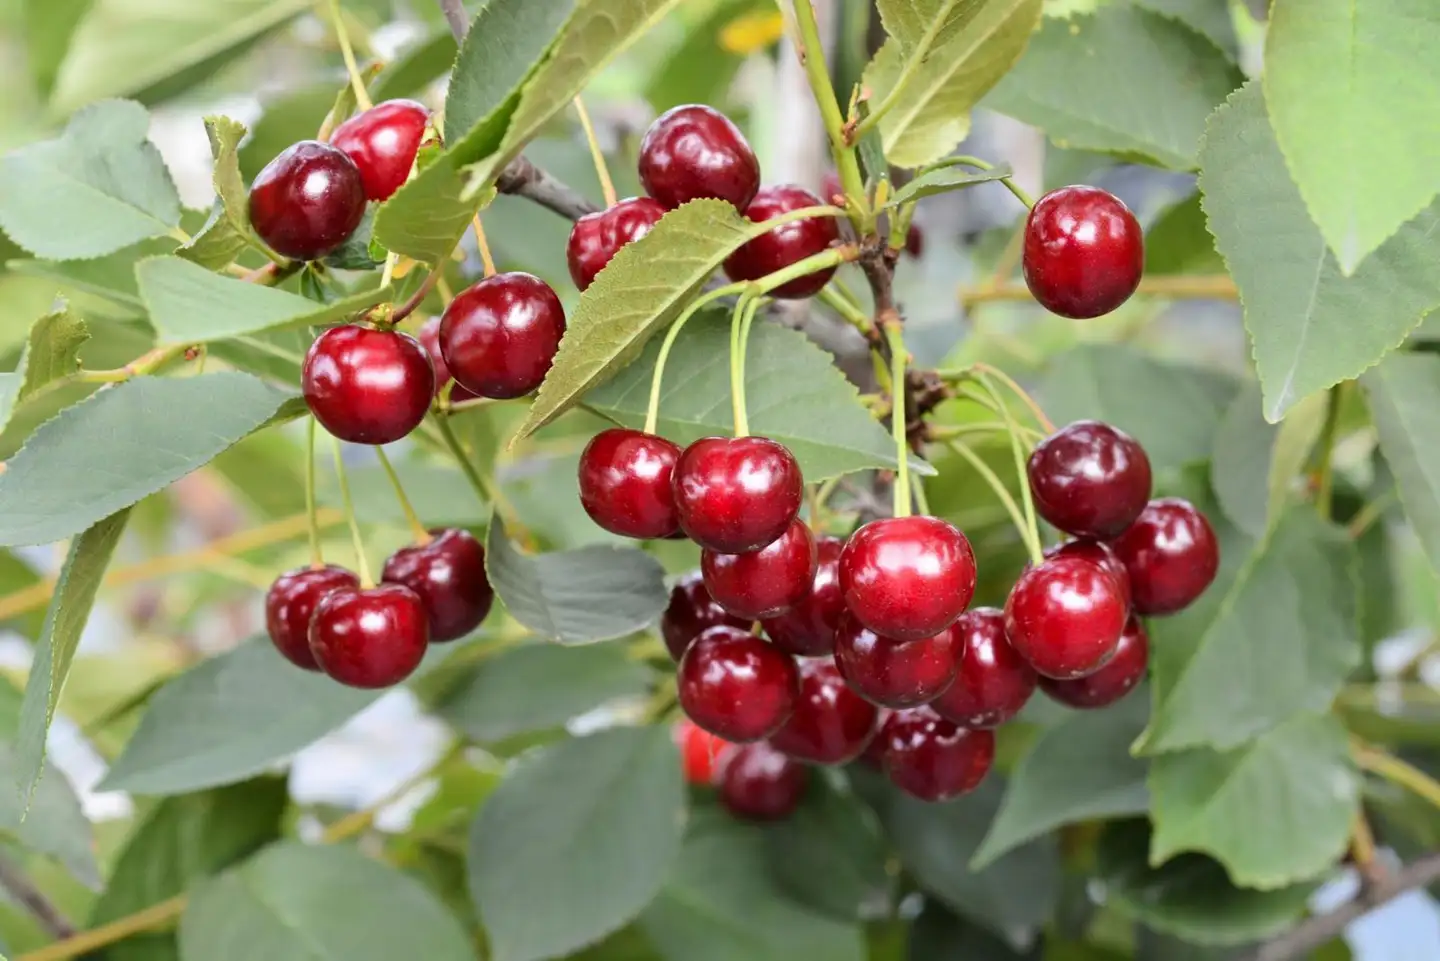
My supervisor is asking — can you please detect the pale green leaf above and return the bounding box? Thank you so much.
[204,115,249,236]
[1133,0,1238,60]
[1362,351,1440,581]
[22,0,93,97]
[762,781,890,921]
[885,162,1014,208]
[0,304,89,434]
[372,159,493,265]
[1210,383,1327,538]
[0,743,98,887]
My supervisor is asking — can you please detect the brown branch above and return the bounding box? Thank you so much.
[0,853,76,940]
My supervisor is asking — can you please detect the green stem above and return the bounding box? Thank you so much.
[942,364,1056,432]
[431,413,521,537]
[329,435,373,586]
[946,439,1039,563]
[976,373,1043,562]
[911,473,930,516]
[327,0,373,111]
[644,282,748,435]
[786,0,868,230]
[886,323,911,518]
[572,96,617,208]
[1354,742,1440,811]
[753,244,857,295]
[374,446,431,544]
[1315,383,1345,522]
[729,296,762,437]
[818,285,874,336]
[306,418,323,567]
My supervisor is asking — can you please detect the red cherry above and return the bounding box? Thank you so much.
[904,222,924,258]
[677,625,799,742]
[1040,617,1148,709]
[833,611,960,709]
[702,519,817,620]
[931,607,1037,729]
[718,741,807,821]
[1110,498,1219,615]
[769,659,880,765]
[1028,421,1152,539]
[308,584,429,688]
[723,185,841,299]
[674,719,733,786]
[330,99,429,202]
[439,272,566,400]
[416,317,478,404]
[761,535,845,657]
[819,172,844,206]
[265,565,359,670]
[638,104,760,211]
[1044,539,1132,613]
[879,706,995,802]
[566,197,667,291]
[577,428,682,539]
[659,571,750,661]
[381,528,492,642]
[1004,555,1127,680]
[672,436,803,553]
[838,515,976,642]
[302,325,434,445]
[1023,185,1143,319]
[248,141,366,261]
[856,710,892,768]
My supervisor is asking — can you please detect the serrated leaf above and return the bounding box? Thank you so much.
[0,743,99,887]
[372,159,494,265]
[1133,0,1238,60]
[204,115,250,237]
[1363,352,1440,581]
[1144,192,1223,275]
[0,304,89,434]
[1200,82,1440,421]
[470,726,684,961]
[177,202,250,271]
[885,163,1014,208]
[762,779,890,920]
[0,99,181,260]
[1210,383,1327,538]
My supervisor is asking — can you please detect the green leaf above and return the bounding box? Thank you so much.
[985,5,1242,169]
[204,116,250,239]
[180,842,476,961]
[906,903,1029,961]
[0,99,180,260]
[372,29,459,104]
[1361,351,1440,581]
[762,779,890,920]
[22,0,93,98]
[1199,81,1440,421]
[0,743,98,887]
[470,726,684,961]
[1133,0,1238,60]
[320,461,487,530]
[485,513,668,644]
[885,163,1015,208]
[372,159,494,265]
[0,304,89,434]
[177,203,250,271]
[643,0,764,111]
[1143,192,1223,275]
[1148,714,1359,888]
[1210,384,1328,538]
[321,204,384,271]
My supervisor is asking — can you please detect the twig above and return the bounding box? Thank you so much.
[0,853,76,939]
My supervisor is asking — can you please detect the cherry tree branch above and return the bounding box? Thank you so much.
[0,853,76,940]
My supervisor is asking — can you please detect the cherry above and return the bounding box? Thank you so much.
[566,197,667,291]
[1044,539,1132,613]
[1023,185,1144,319]
[879,706,995,803]
[833,612,960,709]
[577,428,682,539]
[838,515,976,642]
[931,607,1037,729]
[761,535,845,657]
[718,741,807,821]
[1004,554,1127,680]
[659,571,750,661]
[416,317,478,404]
[674,718,733,786]
[857,711,892,768]
[381,528,493,642]
[265,565,359,670]
[439,272,566,400]
[248,140,366,261]
[1040,616,1148,709]
[1028,421,1152,539]
[302,325,434,445]
[1110,498,1219,616]
[638,104,760,211]
[672,436,803,554]
[677,625,799,742]
[330,99,429,202]
[905,223,924,258]
[769,659,880,765]
[723,185,841,299]
[702,519,817,620]
[308,583,429,688]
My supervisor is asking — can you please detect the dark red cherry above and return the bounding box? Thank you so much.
[879,706,995,802]
[672,436,803,554]
[638,104,760,211]
[566,197,667,291]
[1110,498,1219,615]
[1040,617,1148,709]
[931,607,1037,729]
[904,222,924,258]
[1028,421,1152,539]
[702,519,817,620]
[248,140,366,261]
[1044,539,1132,613]
[674,718,733,786]
[381,528,492,642]
[769,659,880,764]
[577,428,681,539]
[330,99,429,202]
[718,741,807,821]
[819,172,844,206]
[761,535,845,657]
[1004,555,1127,680]
[677,625,799,742]
[302,325,435,445]
[439,272,566,400]
[416,317,478,404]
[1023,185,1143,319]
[833,612,960,709]
[857,710,892,768]
[308,584,428,688]
[265,565,359,670]
[838,515,976,642]
[659,571,750,661]
[723,185,841,299]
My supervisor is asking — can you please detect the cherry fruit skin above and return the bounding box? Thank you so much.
[381,528,493,641]
[638,104,760,211]
[1028,420,1152,539]
[1045,539,1132,613]
[769,659,880,765]
[416,317,478,403]
[702,519,817,620]
[308,584,429,688]
[672,436,803,553]
[566,197,667,291]
[931,607,1037,729]
[302,325,434,445]
[762,535,846,657]
[838,515,977,642]
[659,571,750,661]
[1040,616,1148,709]
[833,612,960,709]
[674,719,732,786]
[330,99,429,202]
[677,625,800,742]
[248,141,366,261]
[1023,185,1144,319]
[879,706,995,803]
[439,272,566,400]
[265,565,359,670]
[1004,555,1127,680]
[723,185,841,299]
[578,428,682,539]
[719,741,807,821]
[1111,498,1219,615]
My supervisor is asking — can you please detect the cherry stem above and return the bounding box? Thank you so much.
[305,418,324,567]
[786,0,868,233]
[471,214,496,278]
[817,285,874,336]
[644,282,748,435]
[1353,740,1440,811]
[728,295,762,437]
[329,435,374,587]
[392,266,445,324]
[975,372,1043,560]
[945,438,1042,565]
[327,0,373,112]
[379,251,398,289]
[374,446,431,545]
[942,364,1056,433]
[938,155,1034,210]
[572,96,617,209]
[430,413,528,545]
[885,322,912,518]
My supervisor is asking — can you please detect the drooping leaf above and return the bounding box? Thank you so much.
[1362,351,1440,581]
[885,162,1015,208]
[0,304,89,434]
[762,779,891,920]
[1210,383,1327,538]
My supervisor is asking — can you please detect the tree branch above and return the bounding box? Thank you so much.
[0,853,76,940]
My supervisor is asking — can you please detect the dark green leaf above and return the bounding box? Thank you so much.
[906,902,1029,961]
[0,303,88,434]
[886,163,1015,208]
[1362,351,1440,580]
[762,779,890,920]
[1144,192,1223,275]
[321,204,384,270]
[1209,383,1327,538]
